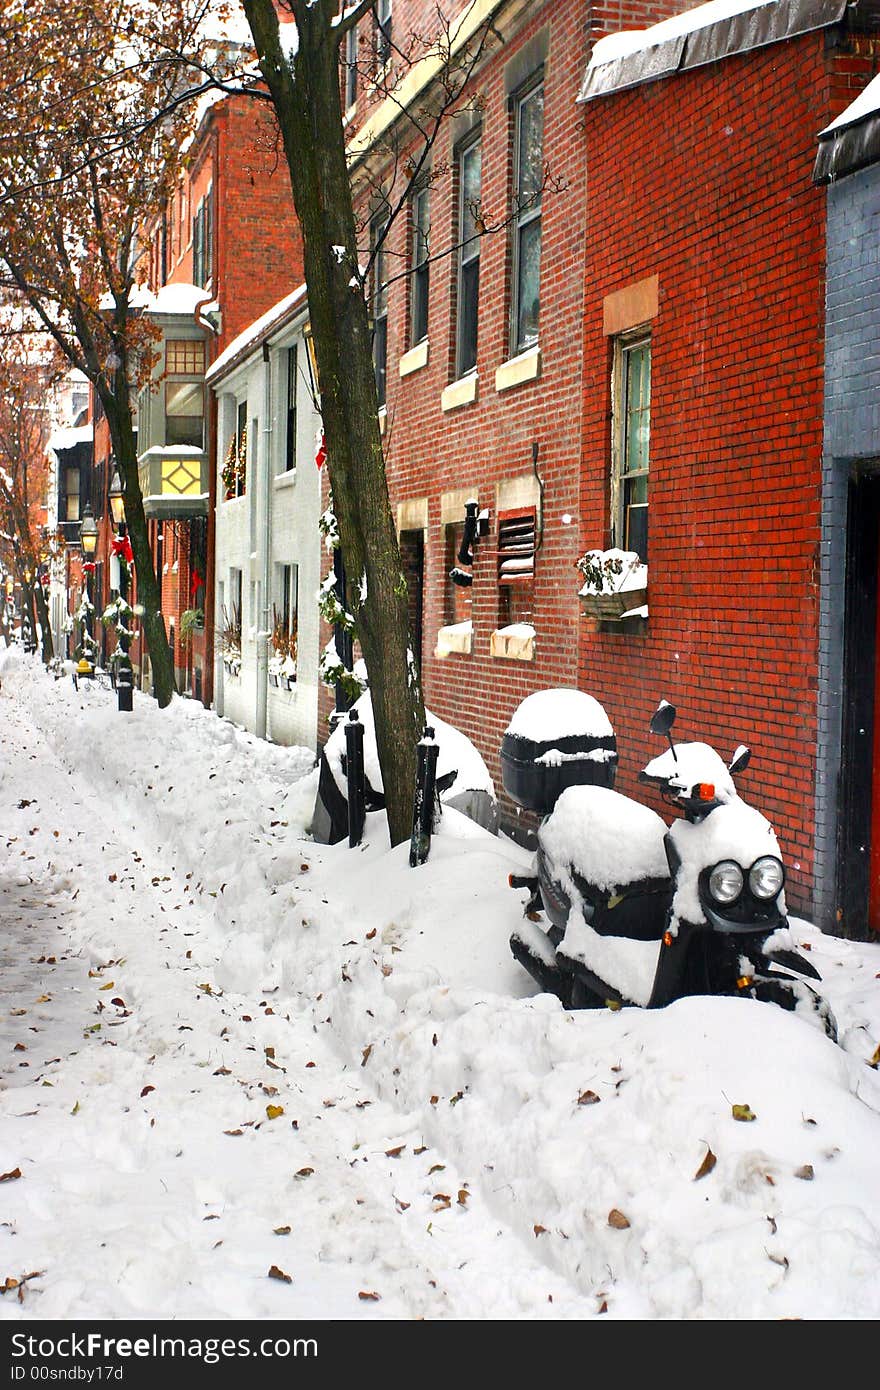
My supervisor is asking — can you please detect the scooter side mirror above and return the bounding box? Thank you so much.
[729,744,751,777]
[650,700,677,737]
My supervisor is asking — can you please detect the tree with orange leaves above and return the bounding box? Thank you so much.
[0,1,215,705]
[0,311,56,662]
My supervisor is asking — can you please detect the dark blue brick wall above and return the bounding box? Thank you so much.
[815,162,880,929]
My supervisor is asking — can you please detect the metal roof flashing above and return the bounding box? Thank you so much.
[577,0,849,103]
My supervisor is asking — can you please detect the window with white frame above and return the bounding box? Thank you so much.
[410,185,430,347]
[612,331,651,560]
[455,137,481,378]
[511,79,544,355]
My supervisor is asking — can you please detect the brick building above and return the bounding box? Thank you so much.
[339,0,877,923]
[334,0,695,767]
[131,87,305,702]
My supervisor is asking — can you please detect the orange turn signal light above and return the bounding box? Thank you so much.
[663,931,674,947]
[696,783,716,801]
[736,975,753,990]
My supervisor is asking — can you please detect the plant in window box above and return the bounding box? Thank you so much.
[268,605,288,688]
[576,548,648,620]
[220,600,241,676]
[179,607,204,647]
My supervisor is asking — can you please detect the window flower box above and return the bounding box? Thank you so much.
[577,548,647,622]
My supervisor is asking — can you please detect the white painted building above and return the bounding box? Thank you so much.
[206,285,322,751]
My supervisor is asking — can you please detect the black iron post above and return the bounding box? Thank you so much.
[116,524,133,713]
[345,707,365,847]
[409,726,439,867]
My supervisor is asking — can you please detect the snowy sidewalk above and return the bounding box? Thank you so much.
[2,650,880,1320]
[0,656,597,1320]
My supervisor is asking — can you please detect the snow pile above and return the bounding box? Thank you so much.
[1,657,880,1321]
[323,690,494,802]
[643,740,738,801]
[505,687,613,741]
[589,0,775,67]
[669,797,785,926]
[539,784,668,894]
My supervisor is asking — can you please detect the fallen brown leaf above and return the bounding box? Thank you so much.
[0,1169,22,1183]
[268,1265,292,1284]
[694,1146,717,1180]
[577,1089,601,1106]
[607,1209,630,1229]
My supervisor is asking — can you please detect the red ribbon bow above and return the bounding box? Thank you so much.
[111,535,133,565]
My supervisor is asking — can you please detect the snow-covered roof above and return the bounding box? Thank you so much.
[578,0,847,102]
[814,70,880,181]
[820,71,880,135]
[206,283,308,385]
[47,423,92,454]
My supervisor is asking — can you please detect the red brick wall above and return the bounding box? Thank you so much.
[369,1,591,791]
[575,31,864,915]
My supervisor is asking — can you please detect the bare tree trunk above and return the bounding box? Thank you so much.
[34,582,53,664]
[100,377,176,708]
[243,0,424,846]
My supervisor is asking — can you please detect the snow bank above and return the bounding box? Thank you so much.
[505,687,614,741]
[539,784,668,893]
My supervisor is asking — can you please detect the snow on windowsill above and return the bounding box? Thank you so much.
[435,620,473,658]
[490,623,535,661]
[274,469,297,490]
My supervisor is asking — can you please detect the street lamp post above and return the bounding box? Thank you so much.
[78,503,98,677]
[108,467,133,713]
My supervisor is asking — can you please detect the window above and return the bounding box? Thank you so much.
[344,24,358,109]
[222,401,247,500]
[511,80,544,355]
[444,522,472,627]
[285,346,298,471]
[612,333,651,560]
[410,186,430,346]
[272,563,298,680]
[64,466,81,522]
[376,0,392,69]
[456,138,481,378]
[192,188,213,289]
[371,219,388,408]
[165,380,204,449]
[166,340,204,376]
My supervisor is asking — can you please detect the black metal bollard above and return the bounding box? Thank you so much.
[409,726,439,867]
[117,660,133,713]
[345,708,365,847]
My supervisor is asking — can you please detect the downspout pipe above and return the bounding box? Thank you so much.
[255,339,272,740]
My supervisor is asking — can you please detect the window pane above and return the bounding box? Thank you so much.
[345,25,358,106]
[374,316,388,406]
[460,143,482,254]
[167,381,203,417]
[516,218,541,350]
[458,259,479,376]
[286,346,297,470]
[517,86,544,204]
[411,189,429,344]
[166,340,204,375]
[624,344,650,475]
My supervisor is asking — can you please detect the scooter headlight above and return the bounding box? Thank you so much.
[749,856,784,900]
[708,860,744,904]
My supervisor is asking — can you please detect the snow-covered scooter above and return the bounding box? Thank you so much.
[504,690,836,1038]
